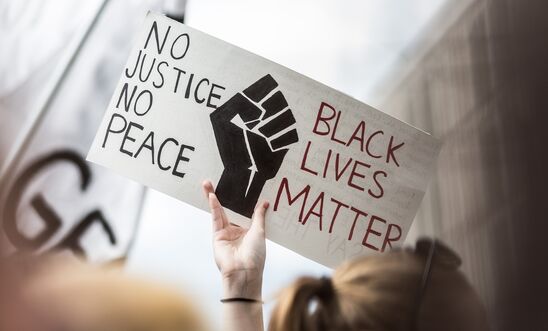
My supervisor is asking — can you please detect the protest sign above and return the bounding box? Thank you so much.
[0,0,150,263]
[88,12,440,267]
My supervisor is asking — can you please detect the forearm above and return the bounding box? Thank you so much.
[223,301,263,331]
[222,275,264,331]
[204,180,268,331]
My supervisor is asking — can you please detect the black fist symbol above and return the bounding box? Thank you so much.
[210,74,299,217]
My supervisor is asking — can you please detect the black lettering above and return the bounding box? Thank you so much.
[2,151,90,251]
[194,78,209,104]
[138,53,156,82]
[170,33,190,59]
[134,89,153,116]
[144,21,171,54]
[102,113,127,148]
[158,138,179,171]
[134,131,155,164]
[125,50,142,78]
[172,144,195,178]
[116,83,137,112]
[120,122,144,156]
[173,66,186,93]
[207,83,225,109]
[54,210,116,258]
[185,73,194,99]
[153,61,169,88]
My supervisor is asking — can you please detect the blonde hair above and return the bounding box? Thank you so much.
[269,239,488,331]
[20,257,208,331]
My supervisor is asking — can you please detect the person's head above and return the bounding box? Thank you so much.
[269,238,489,331]
[1,255,208,331]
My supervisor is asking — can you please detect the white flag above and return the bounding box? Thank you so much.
[0,0,162,263]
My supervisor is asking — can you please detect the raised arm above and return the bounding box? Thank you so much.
[202,180,267,331]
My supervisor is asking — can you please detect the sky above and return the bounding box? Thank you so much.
[125,1,450,329]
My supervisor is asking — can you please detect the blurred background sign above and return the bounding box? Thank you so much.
[0,0,170,263]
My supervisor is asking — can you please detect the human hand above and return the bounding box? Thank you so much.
[210,74,298,218]
[202,180,269,300]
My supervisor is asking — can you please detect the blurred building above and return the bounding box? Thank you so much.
[377,0,548,329]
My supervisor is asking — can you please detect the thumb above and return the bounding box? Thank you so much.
[209,192,225,232]
[250,200,269,235]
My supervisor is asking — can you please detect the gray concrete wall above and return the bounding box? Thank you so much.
[379,1,548,329]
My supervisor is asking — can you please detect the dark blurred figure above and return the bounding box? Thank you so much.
[380,0,548,329]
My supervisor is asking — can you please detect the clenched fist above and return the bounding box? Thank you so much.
[210,74,299,217]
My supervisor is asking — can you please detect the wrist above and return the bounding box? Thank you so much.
[222,270,263,300]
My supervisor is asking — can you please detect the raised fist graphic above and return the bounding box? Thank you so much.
[210,74,299,217]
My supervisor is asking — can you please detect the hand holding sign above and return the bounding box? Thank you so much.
[210,75,298,217]
[202,180,268,300]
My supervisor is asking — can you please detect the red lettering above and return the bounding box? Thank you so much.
[334,153,353,181]
[312,102,336,135]
[330,110,346,145]
[348,207,368,241]
[347,160,370,192]
[273,177,310,222]
[328,198,349,233]
[386,136,404,167]
[382,223,402,252]
[362,215,386,251]
[368,170,387,199]
[300,141,318,176]
[365,130,383,158]
[302,192,324,231]
[322,149,332,178]
[346,121,365,152]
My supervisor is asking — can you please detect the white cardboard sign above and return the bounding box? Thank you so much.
[88,12,440,268]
